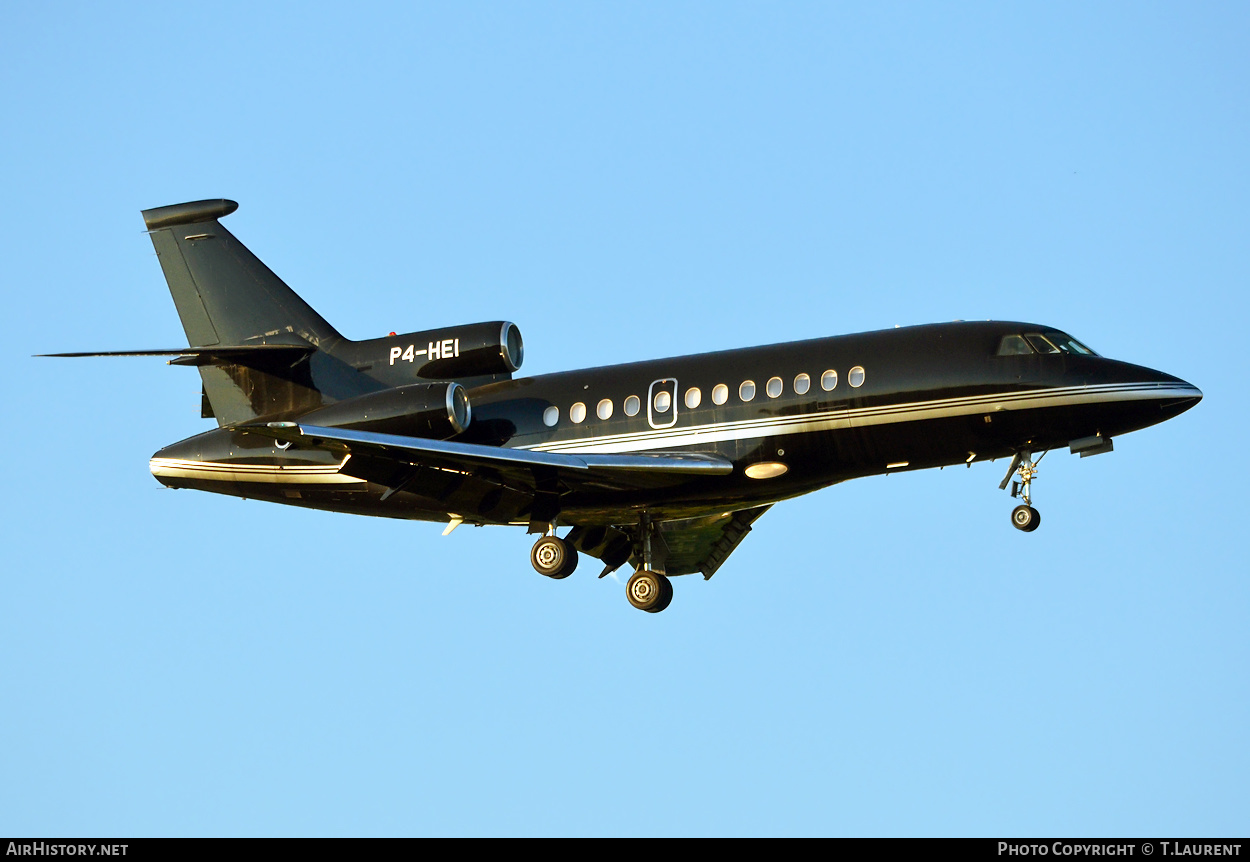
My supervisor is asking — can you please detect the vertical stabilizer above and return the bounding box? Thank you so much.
[141,199,341,348]
[141,199,347,425]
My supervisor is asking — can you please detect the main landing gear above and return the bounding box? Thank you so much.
[623,512,672,613]
[530,533,578,579]
[999,450,1045,532]
[626,569,673,613]
[528,514,675,613]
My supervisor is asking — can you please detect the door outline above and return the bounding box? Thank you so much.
[647,378,678,429]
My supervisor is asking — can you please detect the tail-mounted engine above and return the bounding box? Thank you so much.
[366,321,524,380]
[300,382,471,439]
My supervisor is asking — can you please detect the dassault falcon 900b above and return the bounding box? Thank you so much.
[45,199,1202,613]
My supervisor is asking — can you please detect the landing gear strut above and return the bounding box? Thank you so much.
[527,515,675,612]
[1000,450,1044,532]
[531,533,578,579]
[627,512,673,613]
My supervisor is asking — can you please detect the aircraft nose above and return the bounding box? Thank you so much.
[1175,377,1202,412]
[1078,358,1202,434]
[1146,367,1202,421]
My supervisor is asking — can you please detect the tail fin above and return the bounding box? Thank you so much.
[142,199,349,425]
[142,199,341,348]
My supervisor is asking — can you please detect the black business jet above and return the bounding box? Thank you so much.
[44,199,1202,613]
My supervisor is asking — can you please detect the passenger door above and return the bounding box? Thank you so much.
[647,378,678,429]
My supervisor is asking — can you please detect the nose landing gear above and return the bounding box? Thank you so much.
[1000,450,1045,532]
[1011,503,1041,532]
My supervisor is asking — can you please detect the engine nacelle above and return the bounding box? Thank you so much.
[373,321,524,380]
[301,382,470,439]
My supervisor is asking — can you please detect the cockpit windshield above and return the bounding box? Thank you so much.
[996,331,1098,357]
[1043,331,1097,355]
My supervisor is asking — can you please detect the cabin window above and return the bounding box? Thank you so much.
[794,373,811,395]
[821,370,838,391]
[543,406,559,427]
[597,399,613,420]
[685,387,702,409]
[654,390,672,413]
[712,384,729,405]
[570,402,587,423]
[997,334,1032,356]
[740,380,756,402]
[766,377,783,398]
[849,366,865,388]
[624,395,641,416]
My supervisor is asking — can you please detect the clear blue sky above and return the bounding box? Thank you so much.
[2,2,1245,837]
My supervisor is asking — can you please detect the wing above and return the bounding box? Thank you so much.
[239,422,733,524]
[243,422,763,576]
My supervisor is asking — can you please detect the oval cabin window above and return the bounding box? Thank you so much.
[712,384,728,405]
[654,391,672,413]
[624,395,641,416]
[685,388,702,409]
[740,380,756,402]
[570,402,587,423]
[821,370,838,391]
[543,406,559,427]
[766,377,783,398]
[849,366,865,388]
[794,373,810,395]
[597,399,613,420]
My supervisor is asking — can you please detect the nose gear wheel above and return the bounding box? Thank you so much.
[1011,504,1041,532]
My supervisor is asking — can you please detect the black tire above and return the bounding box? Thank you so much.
[1011,504,1041,532]
[651,576,674,613]
[626,570,673,613]
[531,536,578,578]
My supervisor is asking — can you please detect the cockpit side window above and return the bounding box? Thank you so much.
[997,334,1033,356]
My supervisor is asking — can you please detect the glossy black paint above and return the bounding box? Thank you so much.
[54,199,1202,585]
[152,319,1199,528]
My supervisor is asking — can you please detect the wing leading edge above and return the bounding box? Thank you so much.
[241,422,733,491]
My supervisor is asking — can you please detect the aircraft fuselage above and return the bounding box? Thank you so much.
[150,320,1200,527]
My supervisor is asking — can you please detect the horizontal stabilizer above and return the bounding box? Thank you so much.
[38,344,315,367]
